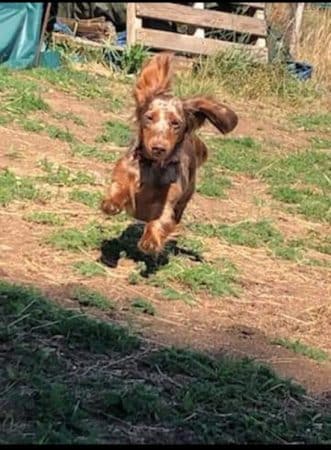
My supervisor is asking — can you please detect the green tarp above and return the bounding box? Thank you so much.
[0,2,44,69]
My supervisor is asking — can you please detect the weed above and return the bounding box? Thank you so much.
[69,189,103,209]
[44,124,75,143]
[272,338,330,362]
[38,159,95,186]
[197,165,232,198]
[53,111,85,126]
[151,257,238,298]
[291,113,331,132]
[70,142,120,163]
[71,285,113,310]
[72,261,107,278]
[0,169,42,206]
[131,298,156,316]
[24,211,65,226]
[191,220,283,248]
[96,120,132,146]
[46,221,120,252]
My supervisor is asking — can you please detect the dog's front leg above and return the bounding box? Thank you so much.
[138,185,181,254]
[102,157,138,216]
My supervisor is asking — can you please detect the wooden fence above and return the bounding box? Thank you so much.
[127,2,268,61]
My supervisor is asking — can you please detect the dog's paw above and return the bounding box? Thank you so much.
[138,234,163,255]
[101,198,121,215]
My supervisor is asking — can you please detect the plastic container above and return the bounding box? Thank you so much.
[286,60,313,81]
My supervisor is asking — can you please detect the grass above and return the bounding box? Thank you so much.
[70,142,120,163]
[191,220,283,248]
[46,221,122,252]
[20,119,75,143]
[197,165,232,198]
[310,137,331,150]
[71,285,114,311]
[72,261,107,278]
[69,189,103,209]
[272,338,330,363]
[175,48,319,105]
[208,137,331,223]
[1,279,330,444]
[46,222,107,252]
[23,211,65,226]
[296,6,331,88]
[29,66,121,105]
[53,111,85,126]
[96,120,132,146]
[151,257,239,298]
[291,113,331,132]
[38,159,95,186]
[0,169,44,206]
[131,298,156,316]
[207,137,267,175]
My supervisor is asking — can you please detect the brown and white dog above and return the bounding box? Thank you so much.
[101,53,238,254]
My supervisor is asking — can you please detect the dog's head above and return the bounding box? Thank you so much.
[133,53,238,165]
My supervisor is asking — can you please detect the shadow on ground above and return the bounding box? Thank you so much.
[100,223,204,277]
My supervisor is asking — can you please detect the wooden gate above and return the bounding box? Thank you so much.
[127,3,268,61]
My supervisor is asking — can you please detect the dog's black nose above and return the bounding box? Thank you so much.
[151,146,166,156]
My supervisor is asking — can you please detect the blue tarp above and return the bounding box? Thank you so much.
[0,3,44,69]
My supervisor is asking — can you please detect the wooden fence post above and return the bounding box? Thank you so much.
[289,2,305,58]
[127,3,142,46]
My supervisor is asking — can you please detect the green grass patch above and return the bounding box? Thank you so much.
[309,137,331,150]
[53,111,85,126]
[1,279,330,444]
[272,338,330,363]
[38,159,95,186]
[0,280,138,353]
[24,211,65,226]
[46,221,121,252]
[28,67,120,105]
[69,189,102,209]
[70,142,120,163]
[44,124,75,143]
[197,165,232,198]
[151,257,239,298]
[71,285,113,310]
[208,137,331,222]
[208,137,267,175]
[72,261,107,278]
[291,113,331,132]
[131,298,156,316]
[96,120,132,146]
[19,118,75,142]
[0,169,44,206]
[191,220,283,248]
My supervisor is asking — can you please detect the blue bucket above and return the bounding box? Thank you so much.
[286,60,313,81]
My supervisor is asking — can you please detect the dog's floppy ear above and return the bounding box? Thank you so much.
[134,52,173,113]
[183,97,238,134]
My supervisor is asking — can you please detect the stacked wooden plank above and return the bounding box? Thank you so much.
[58,16,116,43]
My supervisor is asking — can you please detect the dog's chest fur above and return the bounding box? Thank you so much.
[131,159,179,221]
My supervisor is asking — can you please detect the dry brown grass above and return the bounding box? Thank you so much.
[297,6,331,88]
[267,3,331,88]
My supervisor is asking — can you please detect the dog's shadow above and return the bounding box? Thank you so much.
[100,223,203,278]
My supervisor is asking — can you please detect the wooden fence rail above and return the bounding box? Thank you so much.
[127,2,268,61]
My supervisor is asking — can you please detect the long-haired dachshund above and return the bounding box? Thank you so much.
[101,53,238,254]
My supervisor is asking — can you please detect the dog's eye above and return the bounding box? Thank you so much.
[144,114,153,122]
[171,120,181,129]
